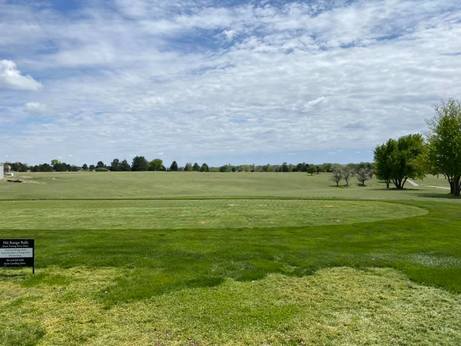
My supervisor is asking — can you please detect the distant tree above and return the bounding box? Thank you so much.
[374,134,425,190]
[169,161,178,171]
[200,163,209,172]
[219,164,232,172]
[307,165,316,176]
[82,164,89,171]
[96,161,106,169]
[184,163,193,171]
[331,165,343,187]
[356,167,373,186]
[427,99,461,196]
[110,159,120,171]
[89,164,95,171]
[31,163,53,172]
[148,159,164,171]
[132,156,148,171]
[280,162,289,172]
[260,164,269,172]
[342,166,353,186]
[192,162,200,171]
[54,162,70,171]
[9,162,29,172]
[320,163,333,172]
[119,160,131,171]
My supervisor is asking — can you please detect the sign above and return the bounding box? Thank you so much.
[0,239,35,273]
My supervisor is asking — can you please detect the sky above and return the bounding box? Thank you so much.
[1,0,461,166]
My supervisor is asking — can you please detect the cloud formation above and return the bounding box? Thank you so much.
[0,60,42,91]
[0,0,460,164]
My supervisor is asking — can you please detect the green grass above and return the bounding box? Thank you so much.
[0,172,460,344]
[0,171,455,201]
[1,267,460,345]
[0,199,426,230]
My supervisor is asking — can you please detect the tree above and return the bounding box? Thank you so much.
[148,159,164,171]
[200,163,209,172]
[342,166,353,186]
[306,165,316,175]
[427,99,461,196]
[356,167,373,186]
[374,141,394,189]
[132,156,148,171]
[169,161,178,171]
[82,164,89,171]
[184,163,193,171]
[119,160,131,171]
[280,162,289,172]
[192,162,200,171]
[110,159,120,171]
[96,161,106,169]
[331,165,343,187]
[374,134,425,190]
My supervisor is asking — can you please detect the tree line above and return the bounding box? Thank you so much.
[5,158,359,174]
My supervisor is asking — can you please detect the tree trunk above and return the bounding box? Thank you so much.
[454,176,461,197]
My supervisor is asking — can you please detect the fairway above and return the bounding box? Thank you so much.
[0,199,426,230]
[0,172,460,345]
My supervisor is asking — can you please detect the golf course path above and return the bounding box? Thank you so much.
[407,179,419,187]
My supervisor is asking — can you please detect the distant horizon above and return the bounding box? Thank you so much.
[1,0,460,164]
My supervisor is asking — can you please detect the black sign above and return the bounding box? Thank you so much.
[0,239,35,273]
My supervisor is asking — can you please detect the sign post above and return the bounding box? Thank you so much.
[0,239,35,274]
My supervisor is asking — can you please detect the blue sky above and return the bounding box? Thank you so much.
[1,0,461,166]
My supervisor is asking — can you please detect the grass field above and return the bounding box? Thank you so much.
[0,172,460,345]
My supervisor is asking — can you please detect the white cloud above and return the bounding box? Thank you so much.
[24,102,47,114]
[0,59,42,91]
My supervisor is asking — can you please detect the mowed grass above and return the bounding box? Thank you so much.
[0,171,455,201]
[0,172,460,344]
[0,199,426,230]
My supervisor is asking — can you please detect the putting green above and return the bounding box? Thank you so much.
[0,199,426,230]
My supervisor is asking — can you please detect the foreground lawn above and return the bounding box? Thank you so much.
[0,172,460,344]
[1,267,460,345]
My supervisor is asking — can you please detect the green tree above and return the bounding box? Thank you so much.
[131,156,148,171]
[119,160,131,171]
[307,165,316,176]
[96,161,105,169]
[280,162,289,172]
[169,161,178,171]
[374,134,425,190]
[148,159,164,171]
[427,99,461,196]
[184,163,193,171]
[200,163,209,172]
[110,159,120,171]
[82,164,89,171]
[192,162,200,171]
